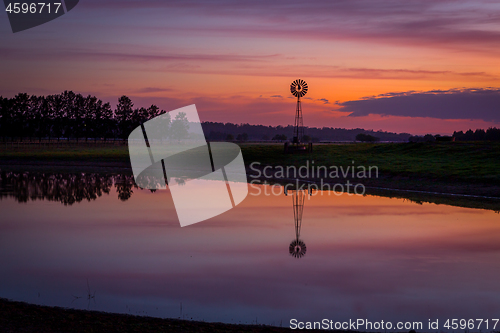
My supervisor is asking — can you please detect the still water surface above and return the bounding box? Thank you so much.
[1,172,500,327]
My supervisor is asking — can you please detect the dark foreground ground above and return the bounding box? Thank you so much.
[0,298,336,333]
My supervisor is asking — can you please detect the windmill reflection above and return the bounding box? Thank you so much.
[285,185,312,259]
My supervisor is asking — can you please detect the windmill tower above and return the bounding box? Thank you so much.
[290,79,308,144]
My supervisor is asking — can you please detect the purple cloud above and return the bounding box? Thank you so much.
[135,87,173,94]
[78,0,500,51]
[337,88,500,121]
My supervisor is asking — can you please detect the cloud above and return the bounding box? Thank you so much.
[135,87,173,94]
[270,95,282,98]
[337,88,500,122]
[317,98,329,104]
[78,0,500,53]
[0,39,495,82]
[61,50,280,63]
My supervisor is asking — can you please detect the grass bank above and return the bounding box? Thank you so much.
[1,142,499,209]
[0,298,319,333]
[2,141,498,182]
[241,141,500,184]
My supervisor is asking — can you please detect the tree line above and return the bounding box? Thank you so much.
[1,91,413,143]
[3,91,500,143]
[202,122,411,142]
[409,128,500,142]
[0,91,168,141]
[452,128,500,141]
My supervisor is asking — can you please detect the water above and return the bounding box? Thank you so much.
[1,172,500,329]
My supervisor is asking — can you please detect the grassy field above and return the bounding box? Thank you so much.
[1,141,499,181]
[241,141,500,184]
[1,141,499,201]
[0,144,129,164]
[240,142,500,208]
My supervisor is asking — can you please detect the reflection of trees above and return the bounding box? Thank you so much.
[174,178,186,186]
[114,174,137,202]
[0,171,155,205]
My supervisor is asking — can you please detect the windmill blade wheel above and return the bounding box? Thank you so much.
[290,79,308,98]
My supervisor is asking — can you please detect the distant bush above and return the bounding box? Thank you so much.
[236,133,248,141]
[435,135,454,142]
[355,133,380,142]
[409,134,436,143]
[272,134,287,142]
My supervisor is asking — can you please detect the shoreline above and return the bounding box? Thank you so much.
[0,298,320,333]
[1,161,499,212]
[1,142,499,211]
[246,170,500,212]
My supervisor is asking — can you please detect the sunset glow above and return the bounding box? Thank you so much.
[2,0,500,134]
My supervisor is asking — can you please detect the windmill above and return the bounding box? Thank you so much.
[285,79,312,153]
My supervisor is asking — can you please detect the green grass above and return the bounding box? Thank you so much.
[1,141,499,210]
[0,144,129,163]
[240,142,500,184]
[1,141,499,183]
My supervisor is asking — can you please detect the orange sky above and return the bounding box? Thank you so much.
[2,1,500,134]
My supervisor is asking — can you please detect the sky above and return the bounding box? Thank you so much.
[2,0,500,135]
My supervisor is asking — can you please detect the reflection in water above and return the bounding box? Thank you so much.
[1,175,500,327]
[0,171,139,205]
[114,174,138,202]
[285,185,312,259]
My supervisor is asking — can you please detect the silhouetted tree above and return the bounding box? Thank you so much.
[464,129,474,141]
[47,93,65,141]
[409,134,436,142]
[147,104,161,120]
[356,133,380,142]
[486,127,500,141]
[272,134,287,141]
[171,112,189,141]
[32,95,50,142]
[236,132,248,141]
[115,95,134,139]
[0,96,9,141]
[474,129,486,141]
[11,93,30,141]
